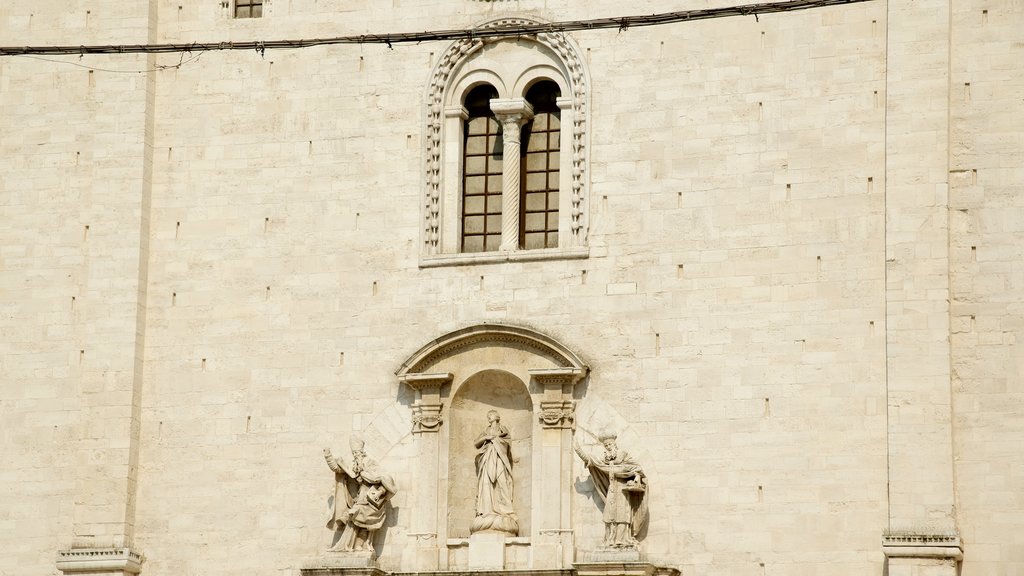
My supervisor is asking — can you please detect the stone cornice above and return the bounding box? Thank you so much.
[57,547,143,574]
[882,532,962,561]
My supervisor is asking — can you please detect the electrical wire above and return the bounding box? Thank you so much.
[12,51,204,73]
[0,0,873,57]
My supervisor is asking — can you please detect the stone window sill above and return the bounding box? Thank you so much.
[420,246,589,268]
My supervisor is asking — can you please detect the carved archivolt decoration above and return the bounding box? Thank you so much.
[423,18,589,253]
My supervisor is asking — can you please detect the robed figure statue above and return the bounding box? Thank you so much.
[573,431,649,549]
[470,410,519,535]
[323,438,397,553]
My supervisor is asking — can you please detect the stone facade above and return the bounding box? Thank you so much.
[1,1,1023,575]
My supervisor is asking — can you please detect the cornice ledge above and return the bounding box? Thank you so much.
[882,531,962,560]
[57,547,143,574]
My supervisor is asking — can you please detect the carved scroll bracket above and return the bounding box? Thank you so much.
[401,372,452,433]
[530,367,587,429]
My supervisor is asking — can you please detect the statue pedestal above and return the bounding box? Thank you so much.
[301,550,383,576]
[468,531,506,570]
[579,548,642,563]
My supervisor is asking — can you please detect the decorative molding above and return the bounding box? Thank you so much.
[400,372,452,433]
[411,408,444,433]
[882,532,962,561]
[419,246,590,268]
[539,400,575,428]
[396,324,589,376]
[423,17,589,254]
[57,547,143,575]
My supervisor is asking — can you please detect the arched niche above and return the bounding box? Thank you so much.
[447,369,533,539]
[397,324,587,571]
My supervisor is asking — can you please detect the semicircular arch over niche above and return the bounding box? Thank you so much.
[397,323,588,571]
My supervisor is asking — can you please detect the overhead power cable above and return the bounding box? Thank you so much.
[0,0,873,57]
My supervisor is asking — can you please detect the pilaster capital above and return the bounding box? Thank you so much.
[401,372,452,433]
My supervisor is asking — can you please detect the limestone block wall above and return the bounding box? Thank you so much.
[949,2,1024,575]
[0,1,156,574]
[129,1,890,574]
[1,0,1021,575]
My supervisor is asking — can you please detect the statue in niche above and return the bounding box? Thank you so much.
[470,409,519,535]
[322,437,397,553]
[573,431,649,549]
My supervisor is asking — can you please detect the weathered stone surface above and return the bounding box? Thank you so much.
[2,1,1023,575]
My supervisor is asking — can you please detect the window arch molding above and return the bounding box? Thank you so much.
[423,17,590,262]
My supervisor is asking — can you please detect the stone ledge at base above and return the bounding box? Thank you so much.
[56,547,144,575]
[575,562,680,576]
[304,565,677,576]
[302,568,388,576]
[302,550,382,576]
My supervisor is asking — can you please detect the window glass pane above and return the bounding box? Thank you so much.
[524,232,546,250]
[526,152,547,171]
[550,131,559,147]
[463,235,484,253]
[525,213,546,231]
[464,216,485,234]
[467,117,489,134]
[486,195,503,213]
[464,176,486,194]
[252,4,262,16]
[236,5,250,17]
[526,173,547,191]
[525,132,547,153]
[464,195,486,214]
[486,215,502,232]
[533,115,548,131]
[465,136,488,155]
[465,156,487,175]
[547,213,559,230]
[546,232,558,248]
[484,234,501,251]
[549,151,560,168]
[548,115,560,130]
[525,193,547,212]
[487,135,503,153]
[487,175,503,191]
[550,191,559,208]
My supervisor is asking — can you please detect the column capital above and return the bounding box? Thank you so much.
[489,98,534,122]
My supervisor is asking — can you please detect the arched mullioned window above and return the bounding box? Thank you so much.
[423,20,589,263]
